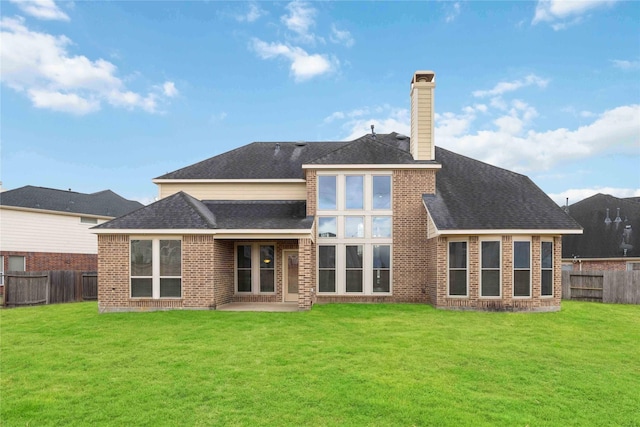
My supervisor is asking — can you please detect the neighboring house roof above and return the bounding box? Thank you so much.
[0,185,143,217]
[94,192,312,230]
[423,147,582,231]
[562,193,640,259]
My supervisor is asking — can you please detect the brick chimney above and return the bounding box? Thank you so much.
[410,71,436,161]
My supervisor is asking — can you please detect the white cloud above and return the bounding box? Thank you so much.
[250,38,335,82]
[611,59,640,70]
[445,2,461,23]
[9,0,69,21]
[236,2,265,23]
[281,1,317,44]
[533,0,618,29]
[548,187,640,206]
[329,25,354,47]
[0,16,176,114]
[327,105,409,140]
[473,74,549,97]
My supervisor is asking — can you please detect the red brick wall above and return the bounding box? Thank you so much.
[1,251,97,272]
[97,235,130,312]
[182,235,215,309]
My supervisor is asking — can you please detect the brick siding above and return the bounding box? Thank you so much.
[1,251,97,272]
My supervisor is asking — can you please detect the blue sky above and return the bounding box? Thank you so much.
[1,0,639,206]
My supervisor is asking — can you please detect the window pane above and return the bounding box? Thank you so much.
[318,246,336,268]
[449,242,467,269]
[237,245,252,269]
[260,245,274,269]
[373,270,390,293]
[542,242,553,269]
[346,245,363,268]
[373,245,390,268]
[319,270,336,292]
[318,176,337,210]
[345,176,364,209]
[260,270,275,292]
[481,271,500,296]
[346,270,363,292]
[372,176,391,209]
[237,270,251,292]
[481,241,500,269]
[345,217,364,238]
[541,270,553,296]
[514,271,531,296]
[160,278,181,297]
[131,240,152,276]
[8,256,25,272]
[514,242,531,268]
[131,278,152,297]
[318,217,337,238]
[160,240,181,276]
[372,216,392,238]
[449,270,467,296]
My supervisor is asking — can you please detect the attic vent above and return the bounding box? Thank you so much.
[295,141,306,147]
[396,134,408,140]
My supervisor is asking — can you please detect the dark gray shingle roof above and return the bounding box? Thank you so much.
[94,192,313,231]
[0,186,143,217]
[562,193,640,258]
[423,147,582,231]
[308,136,432,165]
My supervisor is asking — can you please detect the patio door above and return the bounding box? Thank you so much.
[284,251,299,303]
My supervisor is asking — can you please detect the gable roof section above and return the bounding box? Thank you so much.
[0,186,143,217]
[562,193,640,258]
[94,192,217,230]
[423,147,582,232]
[307,136,433,165]
[94,192,313,231]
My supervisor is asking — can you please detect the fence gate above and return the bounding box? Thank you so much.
[4,272,50,307]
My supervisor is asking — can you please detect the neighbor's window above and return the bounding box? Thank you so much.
[131,239,181,298]
[318,175,337,210]
[541,241,553,297]
[8,255,25,272]
[0,256,4,286]
[513,241,531,297]
[345,245,363,293]
[449,241,467,296]
[481,241,501,297]
[627,262,640,271]
[80,216,98,224]
[318,246,336,292]
[373,245,391,293]
[372,175,391,209]
[345,216,364,238]
[236,244,275,294]
[345,175,364,209]
[318,217,337,238]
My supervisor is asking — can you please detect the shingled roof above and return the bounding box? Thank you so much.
[423,147,582,231]
[0,185,143,217]
[562,193,640,258]
[94,192,313,231]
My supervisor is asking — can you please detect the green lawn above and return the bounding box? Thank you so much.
[1,302,639,426]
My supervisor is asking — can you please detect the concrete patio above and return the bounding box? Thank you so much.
[216,302,300,312]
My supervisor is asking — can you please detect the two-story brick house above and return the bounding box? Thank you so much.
[94,71,582,312]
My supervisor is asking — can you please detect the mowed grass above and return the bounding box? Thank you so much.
[1,302,639,426]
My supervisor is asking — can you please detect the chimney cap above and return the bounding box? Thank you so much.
[412,71,435,85]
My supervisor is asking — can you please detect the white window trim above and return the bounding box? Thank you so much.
[130,237,182,299]
[447,239,468,298]
[234,242,277,295]
[0,256,4,286]
[541,239,554,298]
[480,238,501,299]
[316,172,393,296]
[513,238,532,299]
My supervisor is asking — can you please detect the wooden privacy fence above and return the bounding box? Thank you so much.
[3,271,97,307]
[562,270,640,304]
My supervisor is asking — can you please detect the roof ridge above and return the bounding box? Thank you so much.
[177,192,217,228]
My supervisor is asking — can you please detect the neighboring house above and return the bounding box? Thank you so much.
[94,71,582,313]
[0,186,143,284]
[562,193,640,271]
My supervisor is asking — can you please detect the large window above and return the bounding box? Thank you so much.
[236,243,275,294]
[316,173,393,295]
[131,239,181,298]
[481,241,501,297]
[448,241,467,296]
[513,241,531,297]
[541,241,553,297]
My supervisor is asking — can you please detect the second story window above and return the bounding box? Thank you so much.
[372,175,391,209]
[318,175,337,210]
